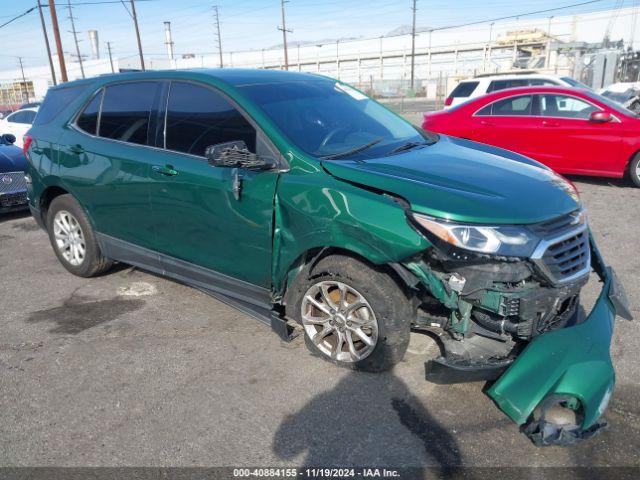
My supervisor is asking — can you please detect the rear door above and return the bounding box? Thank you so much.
[147,81,279,289]
[533,93,623,174]
[60,81,164,253]
[469,94,541,158]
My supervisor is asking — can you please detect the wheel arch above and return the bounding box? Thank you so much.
[37,184,70,229]
[277,245,416,316]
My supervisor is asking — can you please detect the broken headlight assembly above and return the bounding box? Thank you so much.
[409,212,539,258]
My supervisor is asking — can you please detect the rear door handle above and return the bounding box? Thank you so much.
[480,120,494,126]
[69,144,84,154]
[152,165,179,176]
[542,120,560,127]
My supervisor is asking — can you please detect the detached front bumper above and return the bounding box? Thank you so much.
[487,235,632,445]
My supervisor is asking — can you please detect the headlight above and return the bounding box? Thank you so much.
[410,212,539,257]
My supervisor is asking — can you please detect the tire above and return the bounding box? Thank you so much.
[629,153,640,188]
[287,254,412,372]
[46,194,113,277]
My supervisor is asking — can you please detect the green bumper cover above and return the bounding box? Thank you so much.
[487,237,628,430]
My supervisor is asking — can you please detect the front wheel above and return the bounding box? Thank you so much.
[288,254,412,372]
[629,153,640,188]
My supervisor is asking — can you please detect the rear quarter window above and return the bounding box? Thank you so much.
[33,85,87,126]
[449,81,479,98]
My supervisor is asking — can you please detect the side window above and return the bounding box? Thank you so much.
[485,95,533,116]
[22,110,37,123]
[33,85,86,126]
[487,80,508,93]
[540,94,597,119]
[99,82,159,145]
[8,111,27,123]
[76,90,103,135]
[165,82,257,157]
[506,79,528,88]
[449,81,479,98]
[529,79,559,86]
[476,104,492,116]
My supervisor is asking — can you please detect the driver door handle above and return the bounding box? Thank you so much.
[69,144,84,154]
[152,165,179,176]
[480,120,494,126]
[542,120,560,127]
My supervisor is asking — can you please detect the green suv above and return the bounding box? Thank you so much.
[25,69,630,445]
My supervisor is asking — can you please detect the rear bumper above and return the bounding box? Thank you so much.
[487,235,630,436]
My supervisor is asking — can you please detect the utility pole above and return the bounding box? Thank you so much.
[278,0,292,70]
[67,0,85,79]
[107,41,115,73]
[213,6,223,67]
[164,21,174,61]
[18,57,28,102]
[410,0,417,91]
[37,0,57,85]
[49,0,68,82]
[130,0,145,70]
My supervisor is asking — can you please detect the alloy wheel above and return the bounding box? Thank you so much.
[301,280,379,362]
[53,210,86,266]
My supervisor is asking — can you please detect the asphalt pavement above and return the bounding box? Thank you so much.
[1,145,639,469]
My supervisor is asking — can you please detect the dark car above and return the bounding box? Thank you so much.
[0,133,29,212]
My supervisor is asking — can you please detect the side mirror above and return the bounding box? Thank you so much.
[1,133,16,144]
[589,110,612,123]
[205,140,274,171]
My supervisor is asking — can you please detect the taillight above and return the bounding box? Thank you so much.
[444,96,453,106]
[23,134,33,157]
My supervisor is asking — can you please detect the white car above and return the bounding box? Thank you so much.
[0,108,38,148]
[444,73,590,108]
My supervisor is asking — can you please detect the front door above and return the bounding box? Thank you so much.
[148,81,279,289]
[532,93,623,175]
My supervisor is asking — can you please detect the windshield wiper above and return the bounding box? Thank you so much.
[389,140,432,155]
[320,137,384,160]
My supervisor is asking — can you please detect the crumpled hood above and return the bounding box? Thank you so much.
[0,144,27,174]
[321,135,580,224]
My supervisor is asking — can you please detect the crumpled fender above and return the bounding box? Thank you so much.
[487,236,627,435]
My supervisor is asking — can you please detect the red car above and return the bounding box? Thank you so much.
[422,86,640,187]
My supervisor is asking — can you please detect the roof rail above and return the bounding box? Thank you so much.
[473,70,540,78]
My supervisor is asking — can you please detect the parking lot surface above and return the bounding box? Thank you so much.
[1,175,639,467]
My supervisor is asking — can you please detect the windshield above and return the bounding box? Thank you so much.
[585,90,637,117]
[601,89,635,104]
[561,76,592,90]
[238,79,433,159]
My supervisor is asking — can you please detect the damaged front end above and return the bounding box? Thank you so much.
[402,209,632,446]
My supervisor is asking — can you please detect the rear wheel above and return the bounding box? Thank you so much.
[46,194,113,277]
[629,153,640,188]
[288,254,412,372]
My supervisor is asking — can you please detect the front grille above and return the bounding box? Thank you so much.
[0,191,27,208]
[529,210,585,238]
[530,210,590,285]
[542,230,590,280]
[0,171,27,194]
